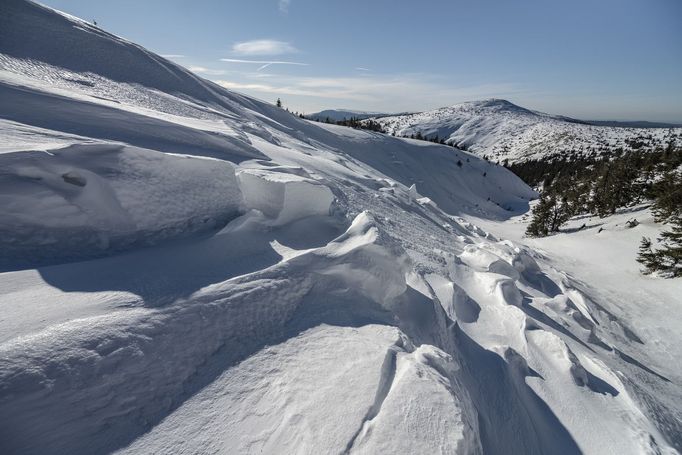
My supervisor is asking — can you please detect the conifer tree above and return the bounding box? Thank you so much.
[657,216,682,276]
[638,170,682,277]
[526,194,571,237]
[638,217,682,277]
[636,237,660,273]
[652,171,682,221]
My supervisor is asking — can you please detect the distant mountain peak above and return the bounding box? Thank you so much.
[457,98,535,114]
[306,109,391,122]
[477,98,517,107]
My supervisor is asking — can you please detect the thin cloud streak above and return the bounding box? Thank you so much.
[220,58,309,71]
[232,39,298,56]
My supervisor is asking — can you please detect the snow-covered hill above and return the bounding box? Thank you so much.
[0,1,680,454]
[370,99,682,164]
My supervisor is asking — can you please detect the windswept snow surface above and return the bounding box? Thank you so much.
[470,206,682,453]
[0,1,680,454]
[371,99,682,164]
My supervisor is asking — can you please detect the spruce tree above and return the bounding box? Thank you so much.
[526,196,552,237]
[639,170,682,277]
[657,216,682,277]
[526,194,571,237]
[636,237,661,273]
[652,171,682,221]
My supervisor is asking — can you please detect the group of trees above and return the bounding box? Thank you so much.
[334,117,384,131]
[402,131,447,144]
[275,98,306,118]
[523,142,681,277]
[307,114,385,132]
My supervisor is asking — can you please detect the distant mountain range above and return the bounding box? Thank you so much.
[585,120,682,128]
[306,109,387,122]
[305,109,410,122]
[361,99,682,164]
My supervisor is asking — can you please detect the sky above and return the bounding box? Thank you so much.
[41,0,682,122]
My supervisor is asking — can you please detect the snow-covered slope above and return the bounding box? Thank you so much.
[371,99,682,164]
[0,1,680,454]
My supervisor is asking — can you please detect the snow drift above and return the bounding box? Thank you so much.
[0,1,680,454]
[0,143,243,269]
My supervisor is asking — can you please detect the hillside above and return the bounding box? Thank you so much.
[370,99,682,164]
[0,1,680,454]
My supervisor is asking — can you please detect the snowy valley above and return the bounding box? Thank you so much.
[0,1,680,454]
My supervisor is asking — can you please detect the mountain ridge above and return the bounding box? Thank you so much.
[365,98,681,163]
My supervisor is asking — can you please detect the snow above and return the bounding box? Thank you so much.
[0,1,680,454]
[116,324,410,454]
[237,168,334,225]
[470,206,682,452]
[0,143,243,269]
[371,98,682,164]
[117,326,475,455]
[347,344,476,455]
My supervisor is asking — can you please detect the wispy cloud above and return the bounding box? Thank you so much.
[278,0,291,14]
[220,58,309,71]
[161,54,185,59]
[232,39,298,56]
[355,67,371,71]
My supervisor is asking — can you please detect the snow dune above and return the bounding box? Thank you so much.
[0,1,679,454]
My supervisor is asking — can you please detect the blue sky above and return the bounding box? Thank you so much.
[42,0,682,121]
